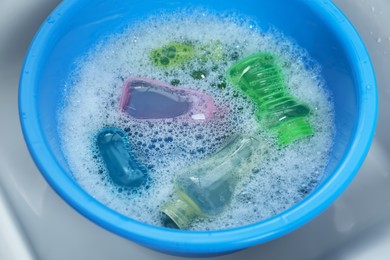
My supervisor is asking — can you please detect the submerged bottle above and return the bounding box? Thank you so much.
[150,41,224,69]
[120,78,215,122]
[227,52,314,145]
[150,42,195,68]
[197,40,224,62]
[162,135,262,229]
[96,127,148,188]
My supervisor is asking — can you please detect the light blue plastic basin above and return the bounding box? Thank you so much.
[19,0,377,257]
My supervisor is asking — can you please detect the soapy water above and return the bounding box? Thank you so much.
[58,9,335,230]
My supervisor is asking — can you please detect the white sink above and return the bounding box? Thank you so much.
[1,0,389,259]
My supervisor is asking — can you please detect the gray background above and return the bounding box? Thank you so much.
[1,0,389,259]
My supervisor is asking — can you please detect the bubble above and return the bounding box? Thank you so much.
[58,9,335,230]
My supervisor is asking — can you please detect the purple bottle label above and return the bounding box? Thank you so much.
[120,78,215,122]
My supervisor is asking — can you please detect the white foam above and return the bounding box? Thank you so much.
[58,9,335,230]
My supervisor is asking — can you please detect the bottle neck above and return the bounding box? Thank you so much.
[225,135,261,162]
[162,196,202,230]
